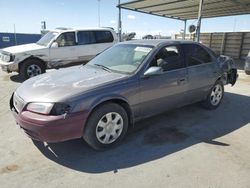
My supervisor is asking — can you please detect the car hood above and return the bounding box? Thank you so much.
[16,65,127,102]
[2,43,46,54]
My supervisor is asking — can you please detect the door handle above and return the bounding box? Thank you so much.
[178,78,187,85]
[179,78,186,82]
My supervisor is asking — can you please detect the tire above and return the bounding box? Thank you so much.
[202,80,224,110]
[20,59,46,80]
[83,103,128,150]
[245,70,250,75]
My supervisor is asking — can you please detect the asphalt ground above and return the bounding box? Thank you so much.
[0,68,249,188]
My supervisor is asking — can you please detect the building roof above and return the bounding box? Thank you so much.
[119,0,250,20]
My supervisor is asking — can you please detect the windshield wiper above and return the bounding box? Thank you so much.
[94,64,112,72]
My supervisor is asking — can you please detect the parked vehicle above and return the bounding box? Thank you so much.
[10,40,237,150]
[245,51,250,75]
[0,28,117,79]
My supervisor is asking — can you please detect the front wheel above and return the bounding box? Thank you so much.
[20,59,46,79]
[83,103,128,150]
[245,70,250,75]
[202,80,224,110]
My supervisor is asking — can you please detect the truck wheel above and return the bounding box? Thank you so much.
[202,80,224,110]
[245,70,250,75]
[20,59,46,79]
[83,103,128,150]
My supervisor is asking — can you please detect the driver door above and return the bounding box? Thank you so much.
[49,32,78,68]
[139,45,188,117]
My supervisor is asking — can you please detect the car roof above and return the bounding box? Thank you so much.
[50,27,115,33]
[121,39,200,47]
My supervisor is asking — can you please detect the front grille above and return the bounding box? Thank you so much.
[13,93,25,113]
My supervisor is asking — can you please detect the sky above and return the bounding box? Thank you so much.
[0,0,250,38]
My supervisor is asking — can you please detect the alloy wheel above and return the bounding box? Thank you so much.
[27,64,42,77]
[210,84,223,106]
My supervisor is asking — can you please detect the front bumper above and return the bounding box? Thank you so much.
[0,60,18,73]
[11,107,88,143]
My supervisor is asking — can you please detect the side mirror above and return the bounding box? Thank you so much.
[51,42,58,48]
[218,55,226,62]
[144,66,163,77]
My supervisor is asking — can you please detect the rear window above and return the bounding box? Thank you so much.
[77,31,96,45]
[94,31,114,43]
[183,44,212,66]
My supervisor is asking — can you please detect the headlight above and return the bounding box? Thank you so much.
[2,54,11,62]
[27,102,54,114]
[0,53,15,62]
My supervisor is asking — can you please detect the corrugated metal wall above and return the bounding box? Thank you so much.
[175,32,250,59]
[0,33,41,48]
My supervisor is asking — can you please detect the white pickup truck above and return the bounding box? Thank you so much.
[0,28,117,79]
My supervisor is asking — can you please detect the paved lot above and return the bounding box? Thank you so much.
[0,68,250,188]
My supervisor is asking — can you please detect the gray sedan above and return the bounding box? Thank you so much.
[10,40,237,150]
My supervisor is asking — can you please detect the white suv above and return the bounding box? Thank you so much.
[0,28,117,79]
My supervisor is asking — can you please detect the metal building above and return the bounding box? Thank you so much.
[0,33,41,49]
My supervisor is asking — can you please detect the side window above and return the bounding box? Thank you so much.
[183,44,212,66]
[56,32,76,47]
[94,31,114,43]
[77,31,96,45]
[150,45,184,71]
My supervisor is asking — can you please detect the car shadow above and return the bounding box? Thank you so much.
[10,74,24,83]
[0,72,24,83]
[33,92,250,173]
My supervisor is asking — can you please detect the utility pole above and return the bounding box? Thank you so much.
[196,0,204,42]
[98,0,101,27]
[13,24,17,45]
[183,20,187,40]
[117,0,122,42]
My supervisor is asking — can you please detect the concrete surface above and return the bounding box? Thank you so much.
[0,69,250,188]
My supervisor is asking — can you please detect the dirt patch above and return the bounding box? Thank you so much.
[143,127,188,145]
[0,164,20,174]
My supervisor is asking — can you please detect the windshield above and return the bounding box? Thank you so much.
[37,32,58,46]
[89,44,153,74]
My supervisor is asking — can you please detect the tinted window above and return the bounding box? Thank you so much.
[77,31,96,45]
[205,46,219,58]
[56,32,76,47]
[151,45,184,71]
[183,44,212,66]
[94,31,114,43]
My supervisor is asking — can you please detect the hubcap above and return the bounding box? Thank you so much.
[96,112,124,144]
[27,64,42,77]
[210,84,223,106]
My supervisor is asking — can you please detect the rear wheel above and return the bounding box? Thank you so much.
[20,59,46,79]
[83,103,128,150]
[245,70,250,75]
[202,80,224,110]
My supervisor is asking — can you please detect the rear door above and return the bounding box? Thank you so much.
[139,45,188,117]
[76,31,97,62]
[75,30,115,62]
[182,43,217,103]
